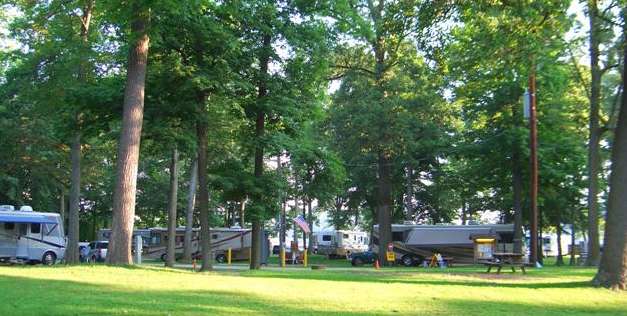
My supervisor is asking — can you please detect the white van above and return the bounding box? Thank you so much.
[0,205,65,265]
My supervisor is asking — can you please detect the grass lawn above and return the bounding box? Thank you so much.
[0,262,625,315]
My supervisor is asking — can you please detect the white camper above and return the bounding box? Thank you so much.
[314,230,369,258]
[97,226,270,263]
[0,205,65,265]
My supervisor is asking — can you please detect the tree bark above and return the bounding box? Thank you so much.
[250,33,271,270]
[165,147,179,267]
[307,199,313,254]
[512,105,524,254]
[593,22,626,289]
[66,134,81,264]
[183,158,197,262]
[278,155,286,250]
[405,166,413,220]
[586,0,602,266]
[301,198,307,252]
[570,215,577,266]
[197,119,212,271]
[107,3,149,265]
[238,200,246,227]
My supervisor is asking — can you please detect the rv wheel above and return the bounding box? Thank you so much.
[401,255,416,267]
[42,252,56,266]
[215,254,226,263]
[160,253,167,262]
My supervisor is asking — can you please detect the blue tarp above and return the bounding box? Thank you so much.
[0,213,57,224]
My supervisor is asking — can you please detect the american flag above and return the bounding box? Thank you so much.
[293,215,310,233]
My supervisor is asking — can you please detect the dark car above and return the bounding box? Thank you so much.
[350,251,378,266]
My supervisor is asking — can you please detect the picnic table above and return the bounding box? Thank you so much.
[484,252,526,274]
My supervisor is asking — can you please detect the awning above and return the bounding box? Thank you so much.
[0,214,58,224]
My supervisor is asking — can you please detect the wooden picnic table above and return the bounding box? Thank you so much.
[485,252,526,274]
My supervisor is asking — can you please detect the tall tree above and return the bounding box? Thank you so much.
[586,0,603,266]
[107,2,150,265]
[593,11,626,290]
[165,147,178,267]
[67,0,95,265]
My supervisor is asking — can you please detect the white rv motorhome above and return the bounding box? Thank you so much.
[0,205,65,265]
[97,226,270,263]
[313,230,369,258]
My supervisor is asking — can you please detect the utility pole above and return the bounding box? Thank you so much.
[528,67,539,265]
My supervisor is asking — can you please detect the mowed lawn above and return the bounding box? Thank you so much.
[0,263,625,315]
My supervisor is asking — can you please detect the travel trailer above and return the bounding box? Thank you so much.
[313,230,369,258]
[0,205,65,265]
[98,227,270,263]
[371,224,515,265]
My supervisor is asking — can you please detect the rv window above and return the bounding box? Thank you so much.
[31,223,41,234]
[19,224,27,235]
[322,235,332,241]
[4,222,14,230]
[500,232,514,243]
[212,234,219,240]
[43,223,57,235]
[343,234,349,239]
[392,231,404,242]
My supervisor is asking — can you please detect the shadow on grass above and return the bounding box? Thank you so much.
[0,274,385,316]
[236,269,594,290]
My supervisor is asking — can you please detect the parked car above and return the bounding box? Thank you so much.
[78,242,90,262]
[349,251,377,266]
[88,241,108,262]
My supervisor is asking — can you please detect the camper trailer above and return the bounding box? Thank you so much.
[0,205,65,265]
[97,227,270,263]
[313,230,369,258]
[371,224,515,265]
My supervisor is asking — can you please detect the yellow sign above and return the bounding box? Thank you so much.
[386,251,396,262]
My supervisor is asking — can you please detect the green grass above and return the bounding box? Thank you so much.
[0,262,625,315]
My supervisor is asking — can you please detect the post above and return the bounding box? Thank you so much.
[529,67,539,266]
[134,235,142,265]
[303,247,308,268]
[280,246,286,267]
[227,248,232,265]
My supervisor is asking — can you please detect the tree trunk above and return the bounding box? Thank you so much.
[66,135,81,264]
[593,24,626,289]
[570,218,576,266]
[250,33,271,270]
[512,106,524,254]
[556,222,564,266]
[405,166,413,220]
[238,200,246,227]
[197,119,212,271]
[59,191,66,231]
[307,199,313,254]
[377,153,393,266]
[165,147,179,267]
[586,0,602,267]
[107,4,149,265]
[461,203,467,225]
[278,155,286,251]
[183,158,197,262]
[301,198,307,251]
